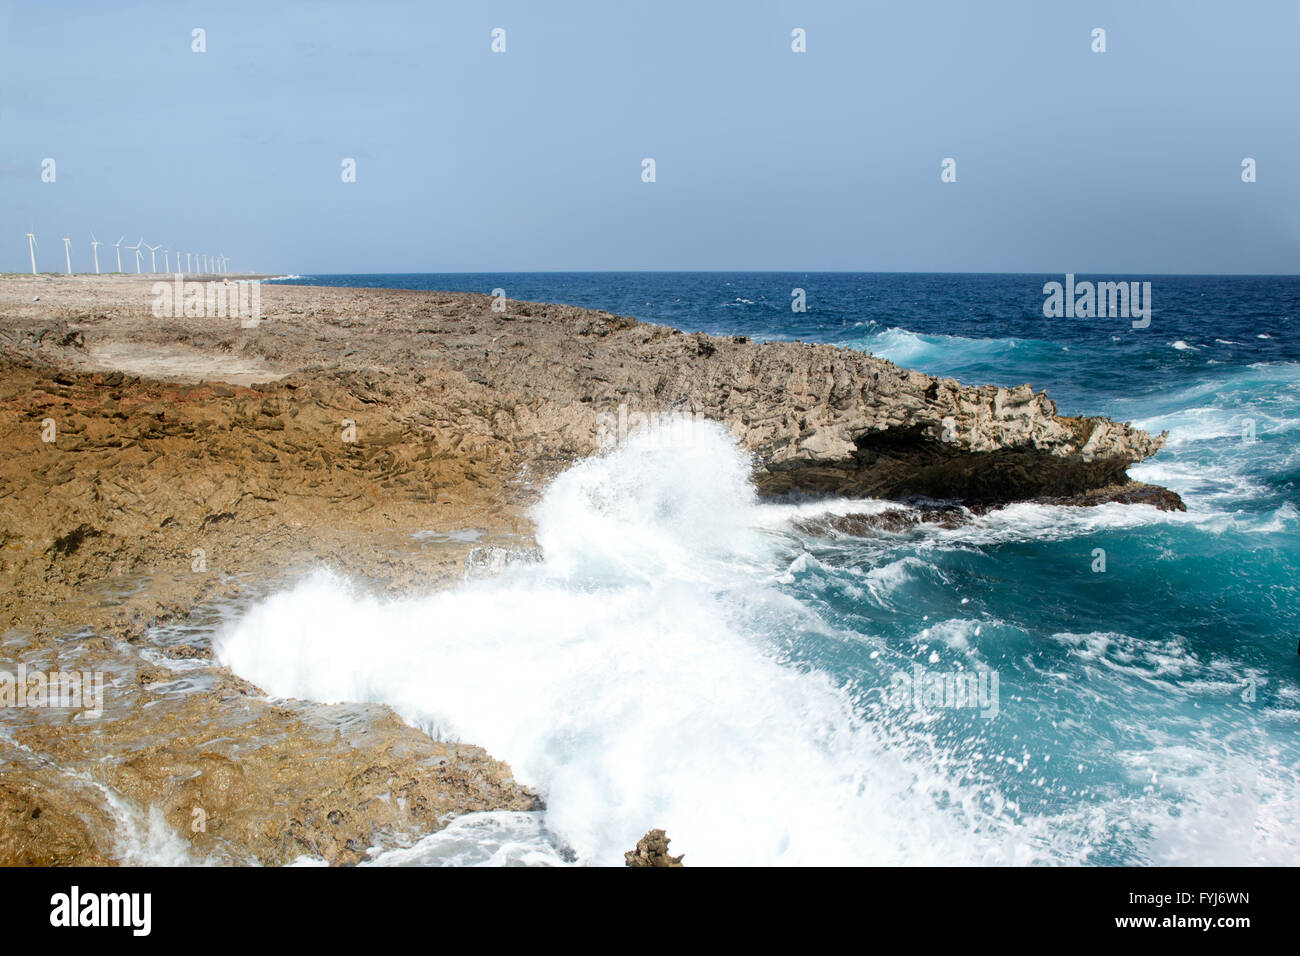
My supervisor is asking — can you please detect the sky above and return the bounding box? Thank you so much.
[2,0,1297,274]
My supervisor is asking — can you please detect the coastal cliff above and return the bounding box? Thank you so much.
[0,276,1177,865]
[1,276,1175,506]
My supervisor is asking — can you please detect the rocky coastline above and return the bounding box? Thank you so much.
[0,275,1177,865]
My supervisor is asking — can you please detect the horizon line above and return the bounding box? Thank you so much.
[253,269,1300,278]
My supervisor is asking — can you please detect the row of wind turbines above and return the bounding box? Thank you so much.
[21,232,232,276]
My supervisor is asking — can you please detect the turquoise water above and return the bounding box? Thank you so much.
[240,273,1298,864]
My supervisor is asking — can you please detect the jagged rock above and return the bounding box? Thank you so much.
[0,776,115,867]
[624,829,684,867]
[1031,480,1187,511]
[794,504,972,538]
[0,277,1175,509]
[792,481,1186,540]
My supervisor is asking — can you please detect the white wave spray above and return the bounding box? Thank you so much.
[218,422,1112,865]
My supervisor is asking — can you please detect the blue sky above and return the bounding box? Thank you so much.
[2,0,1297,274]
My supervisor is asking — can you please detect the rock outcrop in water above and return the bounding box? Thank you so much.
[0,276,1180,865]
[624,829,684,867]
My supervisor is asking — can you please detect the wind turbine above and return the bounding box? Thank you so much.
[90,234,102,274]
[129,238,143,274]
[24,232,37,274]
[162,249,169,272]
[62,237,73,275]
[144,242,160,273]
[113,236,125,273]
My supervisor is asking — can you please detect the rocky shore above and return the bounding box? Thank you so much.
[0,275,1176,865]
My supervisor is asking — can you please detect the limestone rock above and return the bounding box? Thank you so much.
[624,829,684,867]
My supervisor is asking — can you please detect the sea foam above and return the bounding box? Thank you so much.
[218,422,1094,865]
[218,420,1300,866]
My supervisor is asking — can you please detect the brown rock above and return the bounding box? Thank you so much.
[624,829,684,867]
[0,776,114,867]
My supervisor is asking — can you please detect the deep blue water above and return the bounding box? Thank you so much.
[255,272,1300,864]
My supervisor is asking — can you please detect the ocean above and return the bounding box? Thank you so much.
[219,272,1300,865]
